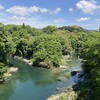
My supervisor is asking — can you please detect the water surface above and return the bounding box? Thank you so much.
[0,58,82,100]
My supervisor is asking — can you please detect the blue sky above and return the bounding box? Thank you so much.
[0,0,100,29]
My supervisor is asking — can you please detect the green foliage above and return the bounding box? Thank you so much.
[0,21,100,98]
[0,24,7,63]
[81,32,100,69]
[15,38,28,57]
[22,23,25,28]
[43,25,58,34]
[54,30,73,55]
[0,62,8,82]
[98,27,100,31]
[5,34,16,56]
[32,35,62,68]
[59,25,84,32]
[77,31,100,100]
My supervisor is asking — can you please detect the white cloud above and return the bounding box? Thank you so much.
[10,16,26,21]
[6,6,49,16]
[0,14,48,28]
[0,4,61,28]
[50,8,61,14]
[8,16,40,23]
[28,6,49,13]
[0,14,65,28]
[6,6,61,16]
[6,6,30,16]
[39,8,49,13]
[54,18,65,23]
[76,17,91,22]
[69,8,74,13]
[0,4,4,10]
[76,0,100,14]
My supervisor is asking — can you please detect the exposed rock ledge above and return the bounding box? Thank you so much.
[47,90,77,100]
[4,73,12,77]
[4,67,18,77]
[14,56,33,66]
[59,65,67,69]
[23,59,33,65]
[8,67,18,73]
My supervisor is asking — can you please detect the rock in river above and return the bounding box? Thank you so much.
[71,70,80,76]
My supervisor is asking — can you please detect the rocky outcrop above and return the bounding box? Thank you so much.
[59,65,67,69]
[4,73,12,77]
[71,70,80,76]
[0,79,4,84]
[14,56,33,66]
[8,67,18,73]
[4,67,18,77]
[23,59,33,65]
[47,89,77,100]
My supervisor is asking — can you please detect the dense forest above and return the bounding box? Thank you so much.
[0,22,100,100]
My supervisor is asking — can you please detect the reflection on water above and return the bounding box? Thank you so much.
[0,58,82,100]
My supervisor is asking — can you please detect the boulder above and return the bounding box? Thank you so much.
[8,67,18,73]
[0,79,4,84]
[71,71,77,76]
[71,70,80,76]
[72,84,80,91]
[4,73,12,77]
[60,65,66,69]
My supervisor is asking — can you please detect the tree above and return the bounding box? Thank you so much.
[59,25,84,32]
[22,23,25,28]
[99,27,100,31]
[78,32,100,100]
[32,35,62,68]
[15,38,29,57]
[54,30,73,55]
[43,25,58,34]
[0,24,7,63]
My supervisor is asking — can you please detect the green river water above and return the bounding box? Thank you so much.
[0,58,82,100]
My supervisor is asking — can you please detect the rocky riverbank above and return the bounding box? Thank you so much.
[47,88,77,100]
[14,56,33,66]
[4,67,18,77]
[47,59,84,100]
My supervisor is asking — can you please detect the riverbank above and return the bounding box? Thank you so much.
[5,55,72,84]
[14,55,72,68]
[47,88,77,100]
[4,67,18,77]
[13,55,73,74]
[47,59,83,100]
[12,56,82,83]
[14,56,33,66]
[0,56,83,100]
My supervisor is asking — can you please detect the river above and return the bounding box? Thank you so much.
[0,58,82,100]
